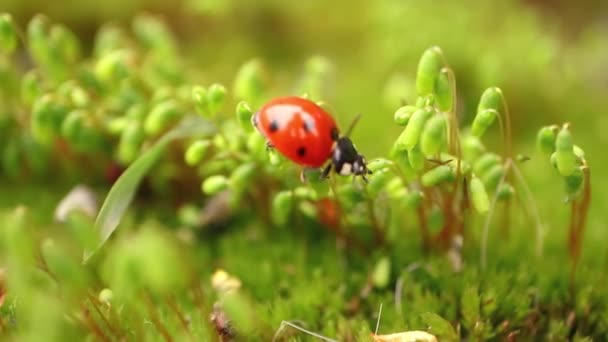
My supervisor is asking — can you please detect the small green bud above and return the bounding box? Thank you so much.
[368,170,391,197]
[207,83,226,114]
[372,257,391,289]
[550,152,557,169]
[421,164,455,187]
[555,125,577,176]
[496,183,515,200]
[434,70,452,111]
[236,101,254,131]
[298,201,317,219]
[385,177,406,199]
[61,110,95,151]
[94,49,133,85]
[98,288,113,305]
[21,70,44,105]
[481,164,505,191]
[420,114,447,156]
[0,14,17,54]
[367,158,393,173]
[117,121,144,164]
[268,150,283,166]
[462,134,486,160]
[234,58,267,106]
[31,94,68,144]
[564,167,584,197]
[50,24,81,63]
[191,86,209,117]
[536,125,558,154]
[473,153,501,176]
[132,14,175,55]
[185,140,211,166]
[271,191,293,226]
[246,131,266,158]
[573,145,585,161]
[202,175,229,195]
[396,107,434,150]
[407,144,425,171]
[477,87,503,113]
[393,105,417,126]
[144,100,181,135]
[229,163,256,192]
[470,177,489,214]
[471,109,497,137]
[293,187,316,200]
[416,46,443,96]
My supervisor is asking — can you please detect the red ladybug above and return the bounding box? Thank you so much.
[253,96,370,180]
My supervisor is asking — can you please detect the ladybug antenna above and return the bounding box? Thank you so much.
[345,114,362,138]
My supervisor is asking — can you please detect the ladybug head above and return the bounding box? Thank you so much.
[332,136,370,180]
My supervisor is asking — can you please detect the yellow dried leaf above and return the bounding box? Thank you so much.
[372,330,438,342]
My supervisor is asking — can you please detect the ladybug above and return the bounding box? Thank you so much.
[252,96,371,180]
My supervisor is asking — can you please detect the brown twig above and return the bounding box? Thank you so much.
[87,294,119,339]
[143,292,173,342]
[167,296,193,340]
[81,305,111,342]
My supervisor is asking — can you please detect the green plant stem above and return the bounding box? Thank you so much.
[511,163,544,258]
[480,159,512,270]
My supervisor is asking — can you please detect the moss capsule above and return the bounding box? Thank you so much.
[434,70,452,111]
[202,175,229,195]
[473,153,501,176]
[420,114,447,156]
[421,165,455,187]
[555,125,577,176]
[408,144,425,171]
[416,46,443,96]
[207,83,226,114]
[144,100,180,135]
[477,87,503,113]
[536,125,558,155]
[185,140,211,166]
[0,14,17,54]
[393,105,417,126]
[236,101,254,132]
[481,164,505,191]
[471,109,497,137]
[398,107,434,150]
[564,167,584,197]
[470,177,489,214]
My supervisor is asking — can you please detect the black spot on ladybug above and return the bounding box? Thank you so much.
[297,146,307,157]
[268,120,279,133]
[330,126,339,141]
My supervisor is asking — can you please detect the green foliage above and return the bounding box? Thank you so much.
[0,8,603,342]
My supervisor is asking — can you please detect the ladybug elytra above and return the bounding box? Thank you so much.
[253,96,370,181]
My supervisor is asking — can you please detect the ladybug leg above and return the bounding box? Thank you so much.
[265,141,275,151]
[321,164,332,180]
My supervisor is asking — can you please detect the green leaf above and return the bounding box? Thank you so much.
[420,312,459,341]
[85,116,215,262]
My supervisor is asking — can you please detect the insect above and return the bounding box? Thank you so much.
[253,96,371,181]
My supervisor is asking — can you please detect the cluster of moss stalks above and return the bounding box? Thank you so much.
[0,13,596,340]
